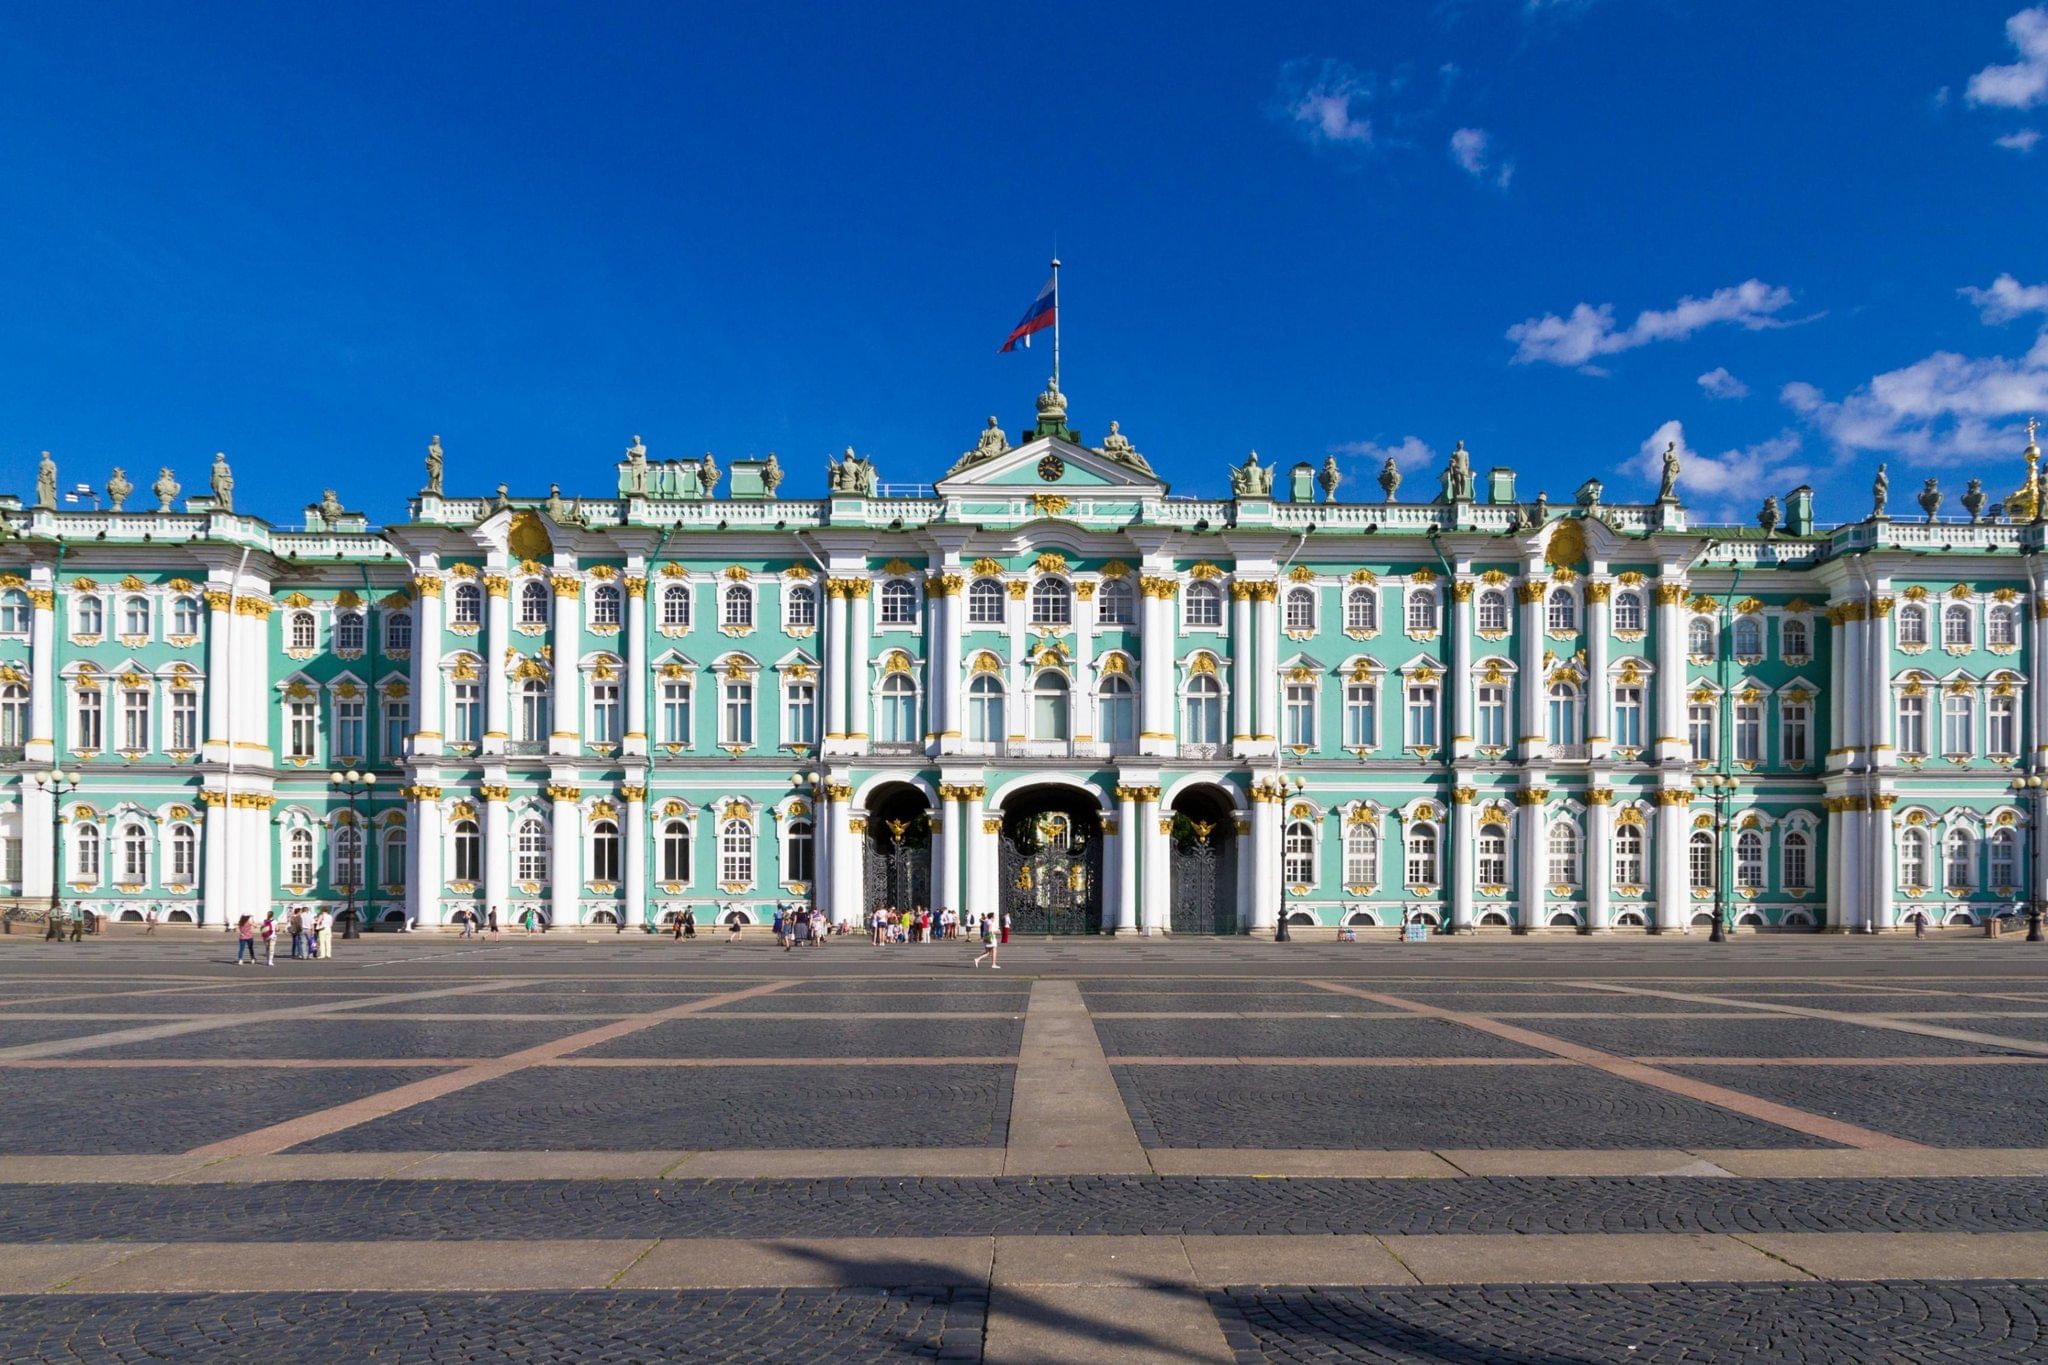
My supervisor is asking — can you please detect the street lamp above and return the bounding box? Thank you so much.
[328,769,377,938]
[1693,772,1738,942]
[1274,774,1306,941]
[34,768,79,941]
[2010,775,2045,942]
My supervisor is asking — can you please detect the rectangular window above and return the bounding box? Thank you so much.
[382,697,410,757]
[1898,693,1927,758]
[783,680,816,746]
[452,682,481,745]
[1343,682,1377,748]
[1283,682,1315,747]
[1942,693,1973,757]
[170,690,199,751]
[1782,699,1810,765]
[3,836,21,884]
[590,681,620,744]
[1989,694,2017,758]
[120,690,150,752]
[660,680,691,746]
[1404,683,1438,749]
[1,688,28,746]
[721,680,754,747]
[334,697,365,761]
[1613,686,1643,750]
[1733,702,1762,763]
[75,688,103,752]
[286,698,317,760]
[1688,702,1715,760]
[1476,684,1507,749]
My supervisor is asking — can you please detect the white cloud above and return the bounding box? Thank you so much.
[1782,328,2048,465]
[1968,7,2048,109]
[1331,435,1435,464]
[1279,61,1375,147]
[1961,273,2048,322]
[1506,279,1796,370]
[1448,128,1514,189]
[1996,127,2043,151]
[1632,420,1811,513]
[1697,366,1750,400]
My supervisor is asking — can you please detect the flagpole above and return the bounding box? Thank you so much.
[1050,256,1061,391]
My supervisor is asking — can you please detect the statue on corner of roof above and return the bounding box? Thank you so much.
[1656,441,1681,503]
[962,417,1010,468]
[1440,440,1474,503]
[210,452,234,513]
[545,483,569,521]
[424,434,444,495]
[34,451,56,510]
[1872,463,1889,519]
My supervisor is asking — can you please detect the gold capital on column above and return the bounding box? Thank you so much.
[620,785,647,803]
[982,817,1002,834]
[1587,787,1615,805]
[480,784,511,802]
[1452,786,1477,804]
[824,782,853,802]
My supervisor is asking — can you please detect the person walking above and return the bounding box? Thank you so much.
[487,906,500,942]
[261,912,278,966]
[1000,912,1011,945]
[234,914,256,965]
[972,912,1000,969]
[683,906,696,939]
[671,910,685,942]
[726,909,743,942]
[144,906,158,935]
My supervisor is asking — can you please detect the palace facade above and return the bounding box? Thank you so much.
[1,383,2041,934]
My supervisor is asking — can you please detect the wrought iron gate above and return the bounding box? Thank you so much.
[999,811,1102,935]
[863,816,930,914]
[1170,816,1236,934]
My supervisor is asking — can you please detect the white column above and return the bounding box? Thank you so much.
[1233,812,1253,934]
[1838,795,1866,931]
[550,785,581,926]
[1072,583,1095,749]
[483,575,510,754]
[202,586,234,763]
[1451,790,1475,931]
[1828,608,1846,763]
[1450,581,1474,760]
[1255,585,1281,745]
[623,783,647,931]
[1515,791,1545,930]
[937,575,964,744]
[1112,784,1139,933]
[21,780,51,902]
[1006,582,1028,747]
[964,784,990,922]
[828,783,858,925]
[1586,582,1612,761]
[1586,791,1614,930]
[1871,795,1896,932]
[550,577,581,757]
[1825,800,1843,926]
[1250,785,1279,930]
[412,574,444,756]
[1654,581,1689,763]
[846,582,872,746]
[1519,578,1546,762]
[1139,575,1173,757]
[624,577,648,758]
[27,579,54,760]
[200,792,228,927]
[1140,787,1170,933]
[413,785,445,927]
[824,583,850,744]
[1842,609,1867,767]
[931,791,954,920]
[483,784,510,925]
[1231,584,1254,749]
[1653,790,1687,932]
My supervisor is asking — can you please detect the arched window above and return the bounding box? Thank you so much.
[286,827,315,886]
[1183,582,1222,628]
[1547,682,1580,746]
[451,582,483,626]
[967,578,1006,624]
[76,594,104,637]
[1099,674,1136,748]
[660,582,691,629]
[1897,603,1928,647]
[383,827,407,889]
[720,817,754,885]
[1476,823,1508,887]
[1989,603,2019,648]
[118,823,149,883]
[877,672,917,743]
[966,673,1005,743]
[1032,671,1070,741]
[1545,587,1576,633]
[1344,820,1380,886]
[515,816,549,882]
[785,583,817,630]
[74,823,101,881]
[1284,586,1316,632]
[0,589,28,635]
[1613,591,1644,634]
[384,610,412,652]
[591,820,621,883]
[785,818,815,884]
[1735,829,1766,890]
[1688,831,1716,890]
[1944,827,1975,889]
[1898,826,1929,889]
[723,583,754,629]
[1781,617,1810,658]
[518,678,550,743]
[289,611,316,652]
[1405,586,1438,634]
[332,823,363,887]
[1943,604,1972,649]
[878,579,917,625]
[1183,673,1223,744]
[334,611,365,654]
[452,819,481,883]
[122,596,151,637]
[518,580,550,626]
[1476,589,1508,634]
[169,824,197,884]
[1990,827,2018,888]
[589,584,622,627]
[1283,820,1315,886]
[1546,821,1580,887]
[661,819,691,882]
[1345,587,1378,633]
[0,683,28,747]
[1614,823,1644,887]
[1031,578,1071,626]
[1732,617,1762,659]
[1687,618,1713,657]
[1096,576,1134,626]
[1782,828,1811,891]
[1405,821,1440,886]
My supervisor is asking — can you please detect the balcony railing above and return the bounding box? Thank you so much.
[1545,743,1590,762]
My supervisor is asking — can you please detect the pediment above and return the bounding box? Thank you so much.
[935,435,1165,498]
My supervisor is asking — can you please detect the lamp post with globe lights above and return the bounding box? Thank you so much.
[2010,774,2045,942]
[34,769,80,940]
[329,769,376,938]
[1692,771,1737,942]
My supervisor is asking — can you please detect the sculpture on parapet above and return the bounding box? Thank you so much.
[105,468,132,513]
[1319,455,1342,503]
[34,452,56,510]
[1378,456,1401,503]
[425,434,445,495]
[152,467,180,513]
[958,417,1010,471]
[699,451,720,496]
[1656,441,1681,503]
[1759,496,1780,537]
[1575,478,1603,508]
[1919,477,1942,524]
[828,447,878,495]
[1228,450,1274,498]
[762,453,784,498]
[1440,440,1475,502]
[622,435,650,496]
[318,489,345,526]
[545,483,569,521]
[1095,420,1155,475]
[1963,479,1986,524]
[210,452,234,513]
[1872,463,1889,518]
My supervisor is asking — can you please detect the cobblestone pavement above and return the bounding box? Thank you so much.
[1212,1281,2048,1363]
[3,938,2047,1360]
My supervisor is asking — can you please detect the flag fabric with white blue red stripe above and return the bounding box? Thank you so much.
[1001,276,1056,352]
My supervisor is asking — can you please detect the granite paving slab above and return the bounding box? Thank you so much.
[1666,1061,2048,1147]
[56,1019,601,1061]
[1093,1017,1549,1059]
[1502,1016,2026,1059]
[584,1016,1026,1059]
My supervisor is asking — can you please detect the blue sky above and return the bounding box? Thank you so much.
[4,1,2047,523]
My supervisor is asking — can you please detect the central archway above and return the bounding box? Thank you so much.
[1169,783,1241,934]
[998,785,1105,935]
[863,783,932,915]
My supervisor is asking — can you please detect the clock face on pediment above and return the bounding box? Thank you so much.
[1037,455,1066,482]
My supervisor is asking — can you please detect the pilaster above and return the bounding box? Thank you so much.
[623,574,648,758]
[483,574,510,754]
[411,572,445,757]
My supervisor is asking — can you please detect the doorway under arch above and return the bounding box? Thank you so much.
[998,785,1104,935]
[863,784,932,916]
[1168,784,1241,934]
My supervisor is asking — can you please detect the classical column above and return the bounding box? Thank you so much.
[827,781,858,926]
[1870,598,1895,761]
[1249,780,1279,931]
[410,784,444,927]
[1234,811,1254,934]
[1837,794,1867,932]
[1585,581,1612,762]
[1138,574,1175,757]
[622,783,647,931]
[1518,577,1547,762]
[824,581,850,743]
[202,585,234,764]
[1450,580,1474,760]
[1826,606,1847,765]
[623,576,649,759]
[483,574,510,754]
[26,578,54,760]
[1139,785,1170,933]
[1586,787,1614,930]
[1871,793,1897,933]
[482,782,511,925]
[930,787,955,920]
[550,574,581,757]
[1841,604,1867,768]
[1112,783,1141,933]
[1071,580,1096,748]
[962,785,991,921]
[1451,786,1476,931]
[846,580,872,747]
[411,573,444,756]
[1006,579,1029,746]
[1099,800,1122,934]
[1515,787,1547,930]
[933,573,963,745]
[1652,787,1687,932]
[1230,583,1254,750]
[547,783,581,926]
[1824,797,1843,926]
[1254,583,1281,745]
[1653,579,1689,764]
[200,789,228,927]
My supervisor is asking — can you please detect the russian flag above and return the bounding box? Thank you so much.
[1001,275,1057,352]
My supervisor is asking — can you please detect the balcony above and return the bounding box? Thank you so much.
[1545,743,1590,762]
[1180,742,1225,761]
[504,740,547,756]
